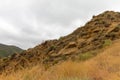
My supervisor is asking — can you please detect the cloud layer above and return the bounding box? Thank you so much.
[0,0,120,49]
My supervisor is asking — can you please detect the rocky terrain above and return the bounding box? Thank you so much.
[0,11,120,73]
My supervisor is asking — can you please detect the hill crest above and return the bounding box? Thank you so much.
[0,43,23,58]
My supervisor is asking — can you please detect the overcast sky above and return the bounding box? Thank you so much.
[0,0,120,49]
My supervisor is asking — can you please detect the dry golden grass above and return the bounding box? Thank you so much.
[0,65,44,80]
[0,40,120,80]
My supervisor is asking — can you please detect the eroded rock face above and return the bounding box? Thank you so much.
[66,42,77,49]
[1,11,120,73]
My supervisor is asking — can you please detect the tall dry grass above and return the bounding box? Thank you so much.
[0,40,120,80]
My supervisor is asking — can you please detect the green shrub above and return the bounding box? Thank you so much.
[103,39,112,47]
[48,45,56,51]
[79,52,94,61]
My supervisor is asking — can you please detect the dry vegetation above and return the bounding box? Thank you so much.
[0,40,120,80]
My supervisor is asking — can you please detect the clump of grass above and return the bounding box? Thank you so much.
[103,39,112,47]
[79,52,94,61]
[48,45,56,51]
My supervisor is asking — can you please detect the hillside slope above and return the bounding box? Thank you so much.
[47,39,120,80]
[1,40,120,80]
[1,11,120,73]
[0,44,23,57]
[48,39,120,80]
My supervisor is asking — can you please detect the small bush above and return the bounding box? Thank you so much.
[48,45,56,51]
[79,52,94,61]
[103,39,112,47]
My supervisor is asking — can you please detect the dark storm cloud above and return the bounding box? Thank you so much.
[0,0,120,49]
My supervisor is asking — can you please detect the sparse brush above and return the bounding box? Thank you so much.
[79,52,94,61]
[103,39,112,47]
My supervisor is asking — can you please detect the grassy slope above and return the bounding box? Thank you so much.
[0,44,23,57]
[0,40,120,80]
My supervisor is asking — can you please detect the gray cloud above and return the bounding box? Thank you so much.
[0,0,120,49]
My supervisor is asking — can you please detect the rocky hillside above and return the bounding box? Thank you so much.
[1,40,120,80]
[0,11,120,73]
[0,43,23,57]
